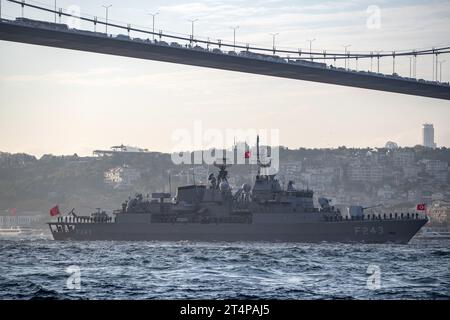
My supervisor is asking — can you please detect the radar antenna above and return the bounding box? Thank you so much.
[213,156,232,187]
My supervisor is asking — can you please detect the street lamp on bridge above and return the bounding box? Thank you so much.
[270,33,279,55]
[188,18,198,44]
[409,56,413,78]
[54,1,57,23]
[20,0,25,18]
[375,50,382,74]
[307,38,316,62]
[230,26,239,51]
[439,60,446,82]
[342,44,351,69]
[148,12,159,41]
[102,4,112,35]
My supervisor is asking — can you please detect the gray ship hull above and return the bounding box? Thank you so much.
[49,218,427,244]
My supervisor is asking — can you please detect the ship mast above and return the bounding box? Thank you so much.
[256,135,271,177]
[213,156,232,187]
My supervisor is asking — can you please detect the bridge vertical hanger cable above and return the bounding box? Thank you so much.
[409,56,412,78]
[392,51,396,75]
[432,48,435,81]
[54,0,56,23]
[377,52,380,73]
[439,60,445,82]
[414,55,417,78]
[370,52,373,72]
[435,52,439,82]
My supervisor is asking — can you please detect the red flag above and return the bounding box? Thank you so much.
[416,203,426,211]
[244,151,251,159]
[10,208,17,216]
[50,205,60,217]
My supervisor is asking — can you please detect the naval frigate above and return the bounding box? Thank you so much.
[48,137,427,243]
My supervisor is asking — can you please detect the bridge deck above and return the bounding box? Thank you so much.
[1,20,449,100]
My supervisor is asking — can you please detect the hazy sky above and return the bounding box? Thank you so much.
[1,0,450,157]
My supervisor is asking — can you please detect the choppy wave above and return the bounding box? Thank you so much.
[0,237,449,299]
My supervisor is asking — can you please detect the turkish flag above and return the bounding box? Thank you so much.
[10,208,17,216]
[416,203,426,211]
[50,205,60,217]
[245,151,251,159]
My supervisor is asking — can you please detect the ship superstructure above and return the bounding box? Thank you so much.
[49,137,427,243]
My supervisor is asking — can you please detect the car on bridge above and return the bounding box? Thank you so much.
[193,45,206,51]
[155,40,169,46]
[116,34,130,40]
[73,29,106,38]
[293,59,326,68]
[15,17,68,32]
[170,42,182,48]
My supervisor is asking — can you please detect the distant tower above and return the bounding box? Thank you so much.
[422,124,436,149]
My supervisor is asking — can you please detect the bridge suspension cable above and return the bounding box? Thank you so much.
[5,0,450,62]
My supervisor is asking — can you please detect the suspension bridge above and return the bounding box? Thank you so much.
[0,0,449,100]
